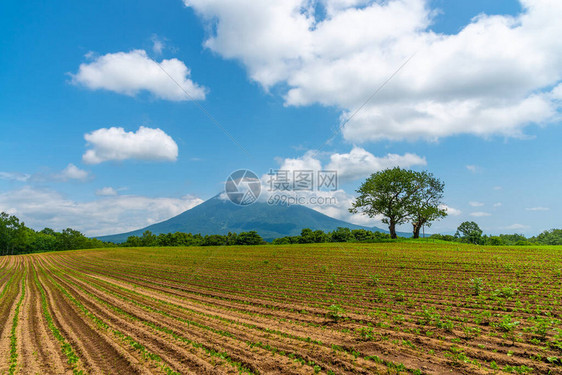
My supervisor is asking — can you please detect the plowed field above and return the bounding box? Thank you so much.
[0,243,561,374]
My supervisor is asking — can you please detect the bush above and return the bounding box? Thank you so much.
[486,236,505,246]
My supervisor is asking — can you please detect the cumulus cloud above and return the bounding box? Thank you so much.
[185,0,562,141]
[256,147,426,226]
[469,201,484,207]
[0,186,203,236]
[271,147,426,185]
[82,126,179,164]
[95,187,118,196]
[526,206,549,211]
[275,151,324,177]
[440,204,461,216]
[493,202,502,207]
[325,147,426,181]
[470,211,491,217]
[71,49,207,101]
[54,164,90,182]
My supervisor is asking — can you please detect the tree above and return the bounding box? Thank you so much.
[124,235,142,247]
[0,212,111,255]
[531,229,562,245]
[236,231,264,245]
[202,234,228,246]
[140,230,157,247]
[498,233,528,245]
[0,213,30,255]
[330,227,353,242]
[298,228,315,243]
[455,221,483,244]
[350,168,420,239]
[409,171,447,238]
[272,237,291,245]
[486,236,505,246]
[312,230,329,243]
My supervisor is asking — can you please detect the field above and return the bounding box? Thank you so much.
[0,243,561,375]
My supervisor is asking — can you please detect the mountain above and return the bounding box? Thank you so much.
[97,194,393,243]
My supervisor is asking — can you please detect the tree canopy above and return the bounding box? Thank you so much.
[0,212,109,255]
[455,221,483,244]
[408,171,447,238]
[350,168,447,238]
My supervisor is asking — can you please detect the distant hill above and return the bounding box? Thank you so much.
[97,194,402,243]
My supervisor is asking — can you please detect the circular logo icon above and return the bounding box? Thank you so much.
[225,169,261,205]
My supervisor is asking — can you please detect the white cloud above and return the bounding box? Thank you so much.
[257,184,382,227]
[503,223,529,230]
[1,166,90,183]
[470,211,491,217]
[95,187,118,196]
[258,147,426,226]
[469,201,484,207]
[493,186,503,191]
[55,164,90,182]
[526,206,549,211]
[0,186,203,236]
[151,34,165,55]
[71,49,207,101]
[466,165,480,173]
[275,150,324,176]
[440,204,461,216]
[0,172,31,182]
[83,126,179,164]
[325,147,426,181]
[185,0,562,141]
[309,189,384,226]
[493,202,502,207]
[271,147,426,184]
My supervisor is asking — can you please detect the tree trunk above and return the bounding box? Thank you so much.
[412,223,420,239]
[389,221,397,239]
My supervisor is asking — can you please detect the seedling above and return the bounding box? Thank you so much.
[327,304,346,322]
[469,277,484,296]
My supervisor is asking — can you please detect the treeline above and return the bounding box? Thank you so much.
[272,228,391,244]
[430,233,533,246]
[431,221,562,246]
[123,227,392,247]
[121,230,265,247]
[3,211,562,256]
[120,228,389,247]
[0,212,110,255]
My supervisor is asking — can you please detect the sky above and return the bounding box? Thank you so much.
[0,0,560,237]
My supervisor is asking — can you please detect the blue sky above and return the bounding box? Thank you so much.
[0,0,560,236]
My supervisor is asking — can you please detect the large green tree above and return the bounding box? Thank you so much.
[408,171,447,238]
[0,212,29,255]
[350,167,420,239]
[456,221,483,244]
